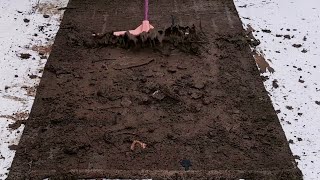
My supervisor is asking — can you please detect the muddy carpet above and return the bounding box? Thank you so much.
[8,0,302,179]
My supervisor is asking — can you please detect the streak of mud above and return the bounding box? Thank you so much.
[1,95,26,102]
[0,111,29,121]
[31,45,52,55]
[244,24,274,74]
[253,51,275,73]
[33,2,65,15]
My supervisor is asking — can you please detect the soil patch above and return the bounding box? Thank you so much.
[8,0,302,179]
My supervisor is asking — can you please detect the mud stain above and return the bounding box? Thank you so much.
[32,45,52,55]
[2,95,27,102]
[253,51,275,73]
[224,6,234,28]
[246,24,255,34]
[0,111,29,121]
[21,86,37,97]
[33,2,64,16]
[9,120,25,130]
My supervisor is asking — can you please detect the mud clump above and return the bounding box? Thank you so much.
[20,53,31,59]
[215,33,260,50]
[292,44,302,48]
[261,29,271,33]
[88,25,207,56]
[9,120,25,130]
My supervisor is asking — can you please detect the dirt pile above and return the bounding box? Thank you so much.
[72,25,207,56]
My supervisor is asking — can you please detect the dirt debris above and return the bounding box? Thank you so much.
[261,29,271,33]
[8,145,19,151]
[31,45,52,55]
[23,18,30,23]
[303,36,307,41]
[86,25,207,56]
[253,51,275,73]
[293,44,302,48]
[0,111,29,121]
[284,35,291,39]
[272,79,279,88]
[21,86,37,97]
[293,155,301,160]
[9,120,25,130]
[286,106,294,110]
[28,74,38,79]
[19,53,31,59]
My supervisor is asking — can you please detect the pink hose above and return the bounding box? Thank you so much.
[144,0,149,20]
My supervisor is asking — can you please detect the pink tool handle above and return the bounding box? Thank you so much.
[144,0,149,20]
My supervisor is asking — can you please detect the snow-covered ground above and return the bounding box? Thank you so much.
[234,0,320,179]
[0,0,68,179]
[0,0,319,179]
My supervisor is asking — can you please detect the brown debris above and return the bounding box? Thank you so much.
[253,51,275,73]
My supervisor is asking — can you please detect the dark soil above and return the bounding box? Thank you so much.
[8,0,302,179]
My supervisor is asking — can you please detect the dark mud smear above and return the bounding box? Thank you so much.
[8,0,302,179]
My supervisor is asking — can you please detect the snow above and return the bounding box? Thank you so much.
[0,0,319,179]
[0,0,69,179]
[234,0,320,179]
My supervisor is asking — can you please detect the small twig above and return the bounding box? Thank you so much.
[160,86,182,102]
[113,59,154,70]
[92,58,116,63]
[171,15,175,26]
[27,160,33,173]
